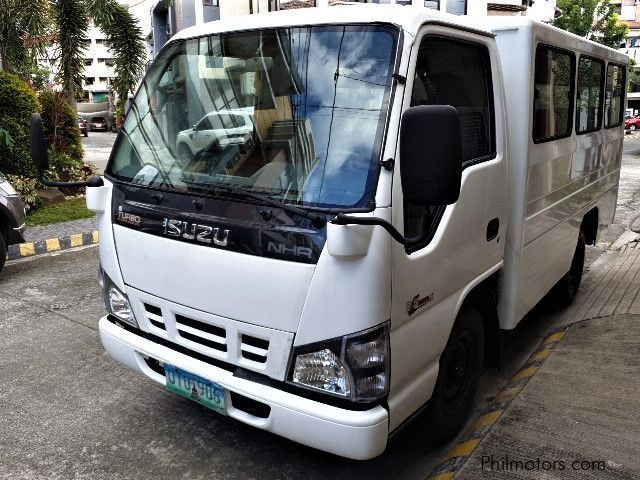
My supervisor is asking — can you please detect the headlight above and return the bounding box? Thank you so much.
[289,323,390,403]
[101,272,138,328]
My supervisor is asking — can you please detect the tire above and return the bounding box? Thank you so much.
[554,230,586,305]
[0,227,7,275]
[425,305,484,445]
[84,131,88,137]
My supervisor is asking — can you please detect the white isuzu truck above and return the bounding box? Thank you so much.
[31,5,627,460]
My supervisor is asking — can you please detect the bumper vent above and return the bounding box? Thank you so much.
[240,334,269,363]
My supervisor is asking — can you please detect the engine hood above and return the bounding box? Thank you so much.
[111,183,324,333]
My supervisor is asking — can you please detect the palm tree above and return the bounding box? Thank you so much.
[1,0,145,113]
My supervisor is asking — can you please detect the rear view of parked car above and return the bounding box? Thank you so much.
[0,172,26,274]
[90,116,108,131]
[78,117,88,136]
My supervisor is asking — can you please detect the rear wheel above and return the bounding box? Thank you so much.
[425,305,484,445]
[0,226,7,275]
[554,230,586,305]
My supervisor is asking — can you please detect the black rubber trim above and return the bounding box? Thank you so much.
[106,315,382,411]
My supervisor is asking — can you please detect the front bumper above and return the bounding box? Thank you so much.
[99,316,389,460]
[0,194,26,244]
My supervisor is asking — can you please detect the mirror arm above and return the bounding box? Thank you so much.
[332,213,426,247]
[39,174,104,189]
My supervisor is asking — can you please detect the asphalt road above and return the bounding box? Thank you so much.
[2,137,640,479]
[82,131,117,173]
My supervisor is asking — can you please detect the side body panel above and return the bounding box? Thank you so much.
[388,25,508,431]
[494,20,626,328]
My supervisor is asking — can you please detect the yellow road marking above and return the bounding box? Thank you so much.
[496,385,523,400]
[430,473,454,480]
[530,348,553,362]
[92,231,99,243]
[512,366,538,382]
[444,438,480,459]
[474,410,503,428]
[45,238,61,252]
[70,234,83,247]
[19,243,35,257]
[543,331,566,345]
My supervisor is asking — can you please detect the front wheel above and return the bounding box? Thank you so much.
[425,305,484,445]
[554,230,586,304]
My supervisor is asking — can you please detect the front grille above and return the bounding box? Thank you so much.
[175,314,227,352]
[129,288,296,381]
[240,334,269,363]
[144,303,165,330]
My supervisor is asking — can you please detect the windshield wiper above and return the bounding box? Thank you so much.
[210,184,327,228]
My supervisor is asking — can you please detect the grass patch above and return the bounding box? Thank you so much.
[27,197,95,227]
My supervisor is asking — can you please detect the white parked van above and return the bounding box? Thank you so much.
[31,5,627,460]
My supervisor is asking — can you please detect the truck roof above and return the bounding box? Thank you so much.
[172,4,495,40]
[171,4,628,64]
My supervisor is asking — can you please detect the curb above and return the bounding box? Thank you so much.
[6,230,99,262]
[426,327,570,480]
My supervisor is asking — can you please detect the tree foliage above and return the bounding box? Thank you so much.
[39,90,83,162]
[0,0,51,74]
[0,71,41,176]
[52,0,89,100]
[553,0,629,48]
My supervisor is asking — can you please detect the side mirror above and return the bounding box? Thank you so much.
[400,105,463,206]
[30,113,50,173]
[30,112,103,189]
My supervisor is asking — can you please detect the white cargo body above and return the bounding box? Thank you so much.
[82,5,627,460]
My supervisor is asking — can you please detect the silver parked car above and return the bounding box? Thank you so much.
[0,171,26,274]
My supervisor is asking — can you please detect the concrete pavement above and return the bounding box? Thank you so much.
[82,131,116,173]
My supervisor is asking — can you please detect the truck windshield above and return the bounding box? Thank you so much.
[106,25,398,209]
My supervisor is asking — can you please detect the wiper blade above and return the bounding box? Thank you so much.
[212,184,327,228]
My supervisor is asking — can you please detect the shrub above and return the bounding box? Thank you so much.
[0,71,41,177]
[39,90,83,163]
[4,174,41,212]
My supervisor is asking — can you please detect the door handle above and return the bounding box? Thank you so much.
[486,218,499,242]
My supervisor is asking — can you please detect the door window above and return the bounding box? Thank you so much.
[576,56,604,134]
[405,35,495,247]
[604,63,626,128]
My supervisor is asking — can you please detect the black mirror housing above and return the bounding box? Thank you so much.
[30,113,50,173]
[399,105,463,206]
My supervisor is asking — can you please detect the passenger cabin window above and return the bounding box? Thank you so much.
[605,63,626,128]
[533,45,575,143]
[576,57,604,134]
[405,36,494,246]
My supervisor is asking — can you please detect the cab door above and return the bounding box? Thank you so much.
[388,27,508,430]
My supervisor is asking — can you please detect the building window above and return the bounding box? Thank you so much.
[605,63,626,128]
[277,0,315,8]
[576,56,604,134]
[532,45,575,143]
[99,77,108,83]
[424,0,440,8]
[85,77,95,85]
[202,0,218,5]
[105,58,115,66]
[81,38,91,48]
[446,0,466,14]
[96,38,105,45]
[97,58,106,63]
[84,58,93,66]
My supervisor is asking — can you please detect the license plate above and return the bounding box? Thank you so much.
[164,364,226,415]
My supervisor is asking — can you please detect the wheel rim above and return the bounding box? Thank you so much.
[442,332,473,413]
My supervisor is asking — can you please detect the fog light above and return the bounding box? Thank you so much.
[292,349,352,397]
